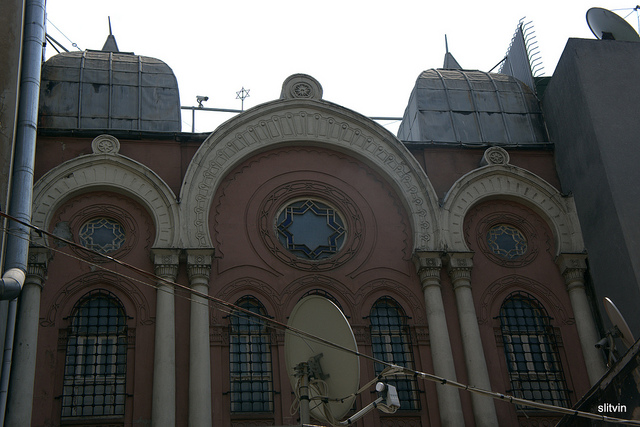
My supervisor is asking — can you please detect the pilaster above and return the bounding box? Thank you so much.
[412,251,464,426]
[185,248,214,427]
[5,246,51,426]
[556,253,606,384]
[150,249,180,427]
[446,252,499,427]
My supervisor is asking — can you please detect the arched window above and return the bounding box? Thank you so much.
[229,297,274,412]
[369,297,420,410]
[61,290,128,419]
[499,292,570,407]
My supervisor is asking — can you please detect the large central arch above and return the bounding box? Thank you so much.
[179,75,440,252]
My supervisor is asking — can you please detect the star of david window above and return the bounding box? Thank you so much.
[275,199,346,260]
[486,224,527,260]
[79,218,126,254]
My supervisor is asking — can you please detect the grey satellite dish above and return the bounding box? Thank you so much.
[285,295,359,425]
[587,7,640,41]
[604,297,636,349]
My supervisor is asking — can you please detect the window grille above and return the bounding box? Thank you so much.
[499,291,570,407]
[78,218,125,254]
[369,297,420,410]
[229,297,274,412]
[276,199,346,260]
[61,290,127,418]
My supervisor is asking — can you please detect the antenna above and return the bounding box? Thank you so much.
[285,296,360,424]
[603,297,635,349]
[284,295,401,426]
[597,297,637,367]
[586,7,640,41]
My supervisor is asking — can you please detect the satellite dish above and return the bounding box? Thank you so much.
[604,297,636,348]
[587,7,640,41]
[285,295,359,424]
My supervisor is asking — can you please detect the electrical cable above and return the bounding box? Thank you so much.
[1,210,639,425]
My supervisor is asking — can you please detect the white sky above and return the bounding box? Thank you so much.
[43,1,638,134]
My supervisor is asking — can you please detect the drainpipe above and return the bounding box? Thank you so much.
[0,0,45,424]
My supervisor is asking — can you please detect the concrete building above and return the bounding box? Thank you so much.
[5,8,640,427]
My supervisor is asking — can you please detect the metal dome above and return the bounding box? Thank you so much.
[397,69,547,146]
[39,50,181,132]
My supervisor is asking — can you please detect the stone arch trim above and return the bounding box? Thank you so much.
[179,99,439,251]
[442,164,584,255]
[32,152,180,248]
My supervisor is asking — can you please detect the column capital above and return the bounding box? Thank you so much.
[556,253,587,290]
[186,248,215,287]
[446,252,474,290]
[413,251,443,289]
[151,248,181,281]
[26,246,52,287]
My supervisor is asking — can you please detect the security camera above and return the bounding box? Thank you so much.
[595,337,609,349]
[196,95,209,108]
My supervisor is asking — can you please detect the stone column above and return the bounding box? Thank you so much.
[413,252,464,426]
[447,253,498,427]
[151,249,180,427]
[5,247,50,427]
[556,254,606,385]
[186,249,214,427]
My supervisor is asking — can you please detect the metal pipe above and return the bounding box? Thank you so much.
[0,0,46,424]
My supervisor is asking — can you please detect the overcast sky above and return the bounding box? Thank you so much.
[43,1,638,133]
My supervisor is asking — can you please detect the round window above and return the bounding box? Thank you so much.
[486,224,527,260]
[275,199,346,260]
[79,218,126,254]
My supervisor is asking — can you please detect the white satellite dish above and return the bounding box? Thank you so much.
[587,7,640,41]
[603,297,636,349]
[285,295,359,425]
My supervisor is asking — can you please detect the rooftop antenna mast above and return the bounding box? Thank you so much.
[236,87,250,111]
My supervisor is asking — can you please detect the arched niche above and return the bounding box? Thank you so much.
[179,75,440,252]
[442,158,584,256]
[32,135,180,248]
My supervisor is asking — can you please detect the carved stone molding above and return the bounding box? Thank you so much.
[91,134,120,155]
[180,99,439,252]
[555,253,588,291]
[447,252,474,290]
[26,246,52,287]
[442,165,585,256]
[186,248,215,287]
[478,275,571,325]
[32,151,179,248]
[151,248,180,281]
[480,146,510,166]
[413,251,442,289]
[280,74,323,100]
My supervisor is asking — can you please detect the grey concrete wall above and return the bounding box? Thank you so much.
[543,38,640,338]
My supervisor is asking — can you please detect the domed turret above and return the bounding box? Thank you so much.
[39,35,181,132]
[397,69,547,145]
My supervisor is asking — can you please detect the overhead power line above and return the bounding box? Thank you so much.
[0,209,638,425]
